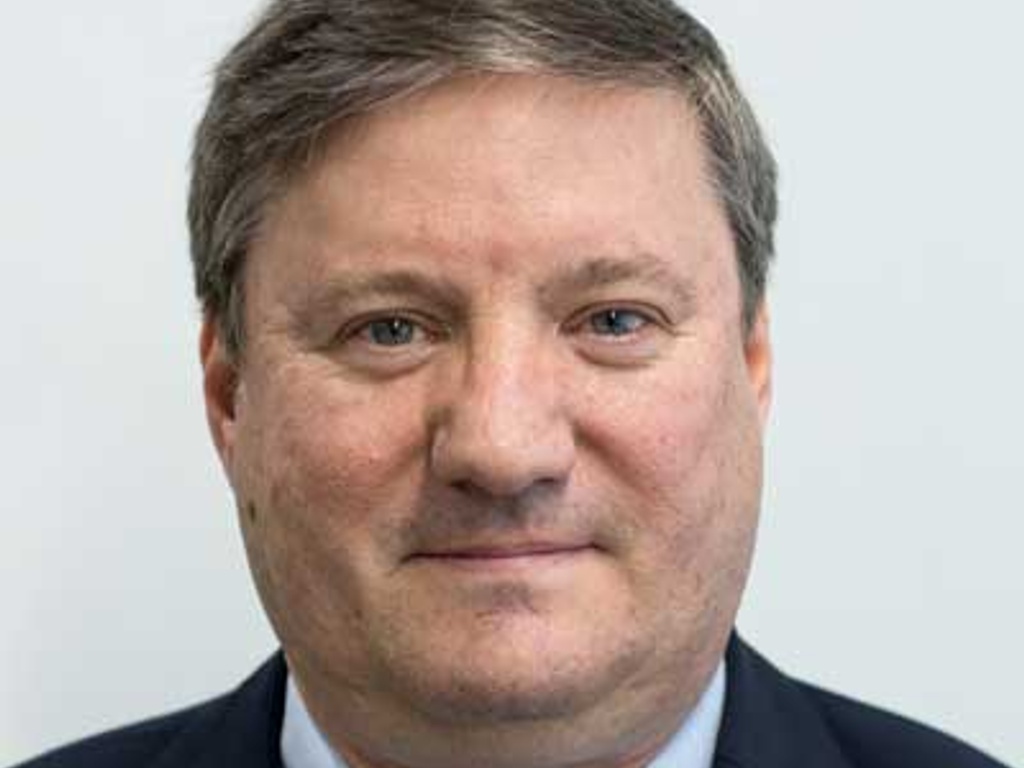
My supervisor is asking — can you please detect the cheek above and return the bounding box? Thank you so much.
[577,363,737,500]
[256,366,423,504]
[574,344,763,562]
[234,367,429,602]
[589,355,762,646]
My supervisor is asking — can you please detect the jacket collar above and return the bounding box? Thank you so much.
[713,634,854,768]
[150,653,288,768]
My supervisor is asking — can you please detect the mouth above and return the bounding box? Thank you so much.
[406,542,599,571]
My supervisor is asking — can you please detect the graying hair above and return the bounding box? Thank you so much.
[189,0,778,358]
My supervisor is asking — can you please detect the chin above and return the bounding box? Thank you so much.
[399,666,621,726]
[378,619,649,727]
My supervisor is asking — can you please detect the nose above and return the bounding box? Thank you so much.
[428,331,576,498]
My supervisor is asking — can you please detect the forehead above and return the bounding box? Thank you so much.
[249,73,735,304]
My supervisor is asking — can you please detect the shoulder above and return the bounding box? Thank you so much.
[719,636,1012,768]
[10,654,287,768]
[802,681,1011,768]
[10,699,227,768]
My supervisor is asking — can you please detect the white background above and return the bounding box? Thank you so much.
[1,1,1021,765]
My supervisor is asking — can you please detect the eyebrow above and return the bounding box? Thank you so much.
[293,253,695,326]
[301,270,464,312]
[539,253,697,311]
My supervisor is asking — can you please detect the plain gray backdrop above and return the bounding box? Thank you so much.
[2,1,1021,765]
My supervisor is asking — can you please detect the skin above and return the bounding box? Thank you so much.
[201,74,771,768]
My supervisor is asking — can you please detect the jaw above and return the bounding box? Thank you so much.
[277,550,739,768]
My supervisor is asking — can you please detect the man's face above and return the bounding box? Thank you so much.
[203,74,771,767]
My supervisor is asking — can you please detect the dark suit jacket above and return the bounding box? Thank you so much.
[12,635,1012,768]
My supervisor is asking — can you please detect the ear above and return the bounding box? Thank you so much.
[200,315,241,470]
[744,302,773,428]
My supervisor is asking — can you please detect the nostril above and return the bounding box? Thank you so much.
[442,468,569,505]
[450,478,480,497]
[442,478,572,530]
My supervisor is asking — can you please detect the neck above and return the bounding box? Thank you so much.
[333,727,677,768]
[285,657,727,768]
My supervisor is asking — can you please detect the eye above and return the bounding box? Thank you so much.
[567,304,674,367]
[340,312,442,353]
[359,317,421,347]
[587,308,650,337]
[333,313,443,376]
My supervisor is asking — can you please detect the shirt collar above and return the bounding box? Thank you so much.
[281,661,726,768]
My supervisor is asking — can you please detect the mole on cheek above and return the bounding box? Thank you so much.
[246,501,259,524]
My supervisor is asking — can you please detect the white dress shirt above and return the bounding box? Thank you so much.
[281,661,727,768]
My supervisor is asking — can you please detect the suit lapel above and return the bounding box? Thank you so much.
[713,635,855,768]
[149,653,288,768]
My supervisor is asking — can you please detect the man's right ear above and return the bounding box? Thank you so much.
[200,315,240,469]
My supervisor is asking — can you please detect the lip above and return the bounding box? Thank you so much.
[407,542,598,569]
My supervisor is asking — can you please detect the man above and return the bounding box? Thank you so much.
[13,1,1010,767]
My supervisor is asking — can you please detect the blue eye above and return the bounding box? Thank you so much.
[364,317,418,346]
[589,308,648,337]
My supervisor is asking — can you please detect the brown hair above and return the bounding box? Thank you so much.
[189,0,778,357]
